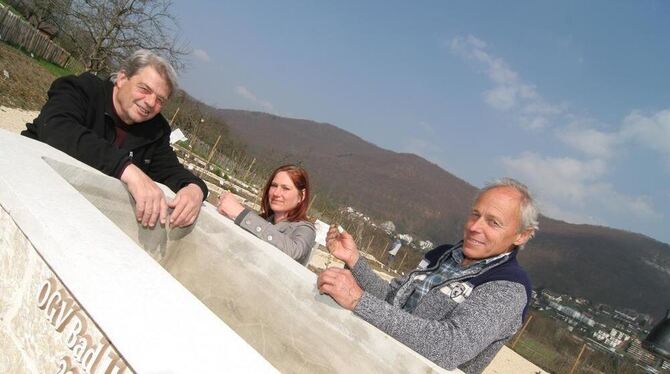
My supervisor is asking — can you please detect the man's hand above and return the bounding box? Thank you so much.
[168,183,204,227]
[120,164,168,228]
[317,268,364,311]
[326,225,360,268]
[217,191,245,219]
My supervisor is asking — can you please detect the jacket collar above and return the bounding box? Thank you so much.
[431,241,518,269]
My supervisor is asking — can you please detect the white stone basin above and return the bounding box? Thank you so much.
[0,129,453,373]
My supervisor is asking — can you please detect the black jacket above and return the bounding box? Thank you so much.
[22,72,208,198]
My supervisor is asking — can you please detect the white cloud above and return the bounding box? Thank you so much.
[501,152,661,223]
[555,109,670,171]
[193,49,211,63]
[621,109,670,155]
[234,85,275,112]
[483,86,517,110]
[523,101,563,116]
[556,127,619,159]
[449,35,563,130]
[519,116,549,130]
[501,152,605,203]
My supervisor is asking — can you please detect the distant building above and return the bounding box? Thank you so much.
[626,338,657,366]
[549,301,596,327]
[418,240,434,251]
[592,328,630,349]
[542,290,563,303]
[575,297,589,305]
[397,233,413,244]
[614,309,639,324]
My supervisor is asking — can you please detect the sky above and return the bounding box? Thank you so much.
[172,1,670,245]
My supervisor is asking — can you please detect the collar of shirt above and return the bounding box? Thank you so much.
[451,245,513,268]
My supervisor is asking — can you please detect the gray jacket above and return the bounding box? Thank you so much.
[235,208,316,265]
[350,249,528,373]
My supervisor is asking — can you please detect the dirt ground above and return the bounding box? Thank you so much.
[0,42,53,110]
[0,105,36,133]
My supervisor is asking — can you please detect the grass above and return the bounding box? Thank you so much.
[35,57,75,77]
[513,337,566,373]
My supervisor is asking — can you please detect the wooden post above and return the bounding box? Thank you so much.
[169,107,180,126]
[363,236,374,253]
[510,314,534,348]
[206,135,222,165]
[189,118,202,148]
[242,158,256,182]
[396,248,409,271]
[568,343,587,374]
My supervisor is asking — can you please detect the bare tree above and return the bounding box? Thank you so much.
[58,0,189,73]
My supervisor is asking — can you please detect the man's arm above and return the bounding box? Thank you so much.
[27,74,130,176]
[120,163,168,227]
[143,132,207,227]
[142,132,208,198]
[353,280,527,370]
[349,256,404,300]
[325,225,405,299]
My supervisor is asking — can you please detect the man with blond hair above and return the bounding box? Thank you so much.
[318,178,538,373]
[23,50,207,228]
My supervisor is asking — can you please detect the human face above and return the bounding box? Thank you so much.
[112,66,170,125]
[462,187,531,264]
[268,171,303,221]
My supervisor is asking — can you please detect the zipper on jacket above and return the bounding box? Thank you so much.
[129,151,134,161]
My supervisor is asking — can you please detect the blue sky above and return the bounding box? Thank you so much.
[173,1,670,245]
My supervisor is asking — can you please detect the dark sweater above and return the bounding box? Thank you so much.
[22,72,207,197]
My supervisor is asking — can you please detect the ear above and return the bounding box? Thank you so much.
[513,229,533,247]
[299,189,306,202]
[115,70,129,87]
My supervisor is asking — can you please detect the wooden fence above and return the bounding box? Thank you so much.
[0,4,72,68]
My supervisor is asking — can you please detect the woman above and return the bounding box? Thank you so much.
[217,164,316,265]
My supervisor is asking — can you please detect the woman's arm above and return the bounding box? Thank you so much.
[235,208,316,264]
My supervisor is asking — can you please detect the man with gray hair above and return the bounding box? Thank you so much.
[23,49,207,228]
[318,178,538,373]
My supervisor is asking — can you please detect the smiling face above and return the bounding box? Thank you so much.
[112,66,170,125]
[268,171,304,221]
[462,186,532,263]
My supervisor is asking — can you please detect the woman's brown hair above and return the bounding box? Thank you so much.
[260,164,310,222]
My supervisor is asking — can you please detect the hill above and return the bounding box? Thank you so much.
[215,109,670,320]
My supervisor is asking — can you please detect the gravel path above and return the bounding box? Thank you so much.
[0,106,37,133]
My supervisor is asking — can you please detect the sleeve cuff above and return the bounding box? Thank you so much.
[115,160,132,178]
[234,207,252,225]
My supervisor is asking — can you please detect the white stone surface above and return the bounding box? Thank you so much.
[0,129,275,373]
[0,208,131,373]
